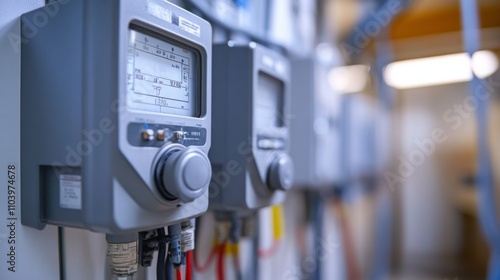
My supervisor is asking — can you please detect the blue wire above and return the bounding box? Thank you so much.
[490,252,500,280]
[166,260,172,280]
[459,0,500,279]
[233,0,248,9]
[369,28,396,280]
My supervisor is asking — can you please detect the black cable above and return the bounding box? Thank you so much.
[311,194,324,280]
[229,214,243,280]
[58,227,65,280]
[157,228,167,280]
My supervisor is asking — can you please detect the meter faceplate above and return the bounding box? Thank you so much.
[126,27,200,117]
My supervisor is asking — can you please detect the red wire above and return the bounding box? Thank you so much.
[193,246,218,272]
[258,240,281,258]
[175,267,182,280]
[216,242,226,280]
[186,251,193,280]
[333,198,360,280]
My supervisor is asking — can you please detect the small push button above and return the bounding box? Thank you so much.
[174,131,186,141]
[157,129,166,141]
[141,129,154,141]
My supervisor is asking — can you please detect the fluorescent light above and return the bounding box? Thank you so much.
[472,51,499,79]
[383,51,498,89]
[328,64,370,93]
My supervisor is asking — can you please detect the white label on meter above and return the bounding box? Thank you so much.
[179,16,200,37]
[59,175,82,210]
[146,1,202,37]
[146,1,173,23]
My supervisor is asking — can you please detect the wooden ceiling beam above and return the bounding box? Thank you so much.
[390,4,500,40]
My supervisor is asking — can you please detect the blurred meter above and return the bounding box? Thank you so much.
[289,57,343,189]
[342,94,377,182]
[209,42,293,211]
[21,0,212,233]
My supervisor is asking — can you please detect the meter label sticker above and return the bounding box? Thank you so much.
[146,1,201,37]
[147,1,173,23]
[179,16,201,37]
[59,175,82,210]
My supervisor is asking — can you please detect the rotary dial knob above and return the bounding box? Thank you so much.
[267,154,294,191]
[155,144,211,203]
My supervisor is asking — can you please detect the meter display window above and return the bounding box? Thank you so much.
[127,26,201,117]
[255,72,285,128]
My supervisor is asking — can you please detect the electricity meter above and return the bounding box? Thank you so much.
[209,42,293,211]
[21,0,212,233]
[342,94,377,183]
[289,57,343,189]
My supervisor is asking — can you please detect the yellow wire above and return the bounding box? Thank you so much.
[223,241,240,255]
[271,204,285,240]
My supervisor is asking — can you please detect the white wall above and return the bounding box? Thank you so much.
[397,83,474,265]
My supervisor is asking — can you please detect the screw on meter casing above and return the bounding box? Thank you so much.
[20,0,212,233]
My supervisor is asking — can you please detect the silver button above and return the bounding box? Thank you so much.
[157,129,166,141]
[141,129,154,141]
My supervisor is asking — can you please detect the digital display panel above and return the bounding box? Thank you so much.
[127,27,200,117]
[255,72,285,128]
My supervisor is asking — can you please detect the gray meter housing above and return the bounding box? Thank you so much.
[342,94,377,182]
[289,57,343,189]
[209,43,293,211]
[21,0,212,233]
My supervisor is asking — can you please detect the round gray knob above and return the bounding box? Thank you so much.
[156,145,211,203]
[267,154,294,191]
